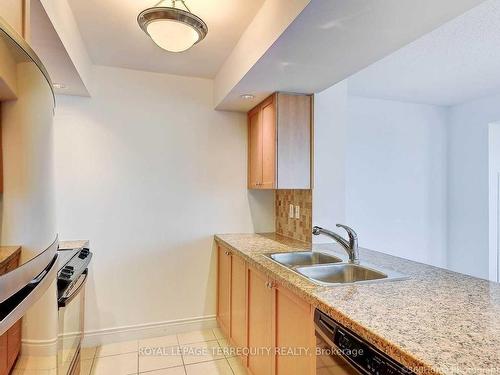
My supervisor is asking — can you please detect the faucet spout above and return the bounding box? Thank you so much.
[312,224,359,264]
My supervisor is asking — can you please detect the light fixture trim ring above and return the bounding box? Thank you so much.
[137,6,208,47]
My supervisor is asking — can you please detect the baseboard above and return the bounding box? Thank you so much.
[82,315,217,347]
[21,337,57,356]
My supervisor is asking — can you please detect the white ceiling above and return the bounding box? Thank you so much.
[67,0,265,78]
[347,0,500,106]
[30,0,89,96]
[217,0,485,111]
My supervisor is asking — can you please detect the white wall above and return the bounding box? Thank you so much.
[447,94,500,279]
[313,83,499,278]
[312,81,347,244]
[345,97,448,267]
[53,65,274,342]
[488,122,500,282]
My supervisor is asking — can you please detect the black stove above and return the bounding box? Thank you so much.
[57,247,92,303]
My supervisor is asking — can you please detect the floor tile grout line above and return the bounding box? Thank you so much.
[177,332,187,369]
[137,365,187,375]
[94,350,139,359]
[89,356,95,375]
[86,330,235,375]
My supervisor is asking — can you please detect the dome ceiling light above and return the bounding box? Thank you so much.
[138,0,208,53]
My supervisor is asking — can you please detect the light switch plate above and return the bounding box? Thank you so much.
[294,205,300,219]
[289,204,294,218]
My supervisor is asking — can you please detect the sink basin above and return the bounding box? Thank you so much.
[296,263,407,285]
[267,252,342,267]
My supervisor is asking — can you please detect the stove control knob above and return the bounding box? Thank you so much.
[60,271,72,279]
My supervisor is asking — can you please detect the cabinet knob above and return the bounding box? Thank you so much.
[224,251,232,256]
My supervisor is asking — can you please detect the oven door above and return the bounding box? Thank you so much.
[58,269,87,375]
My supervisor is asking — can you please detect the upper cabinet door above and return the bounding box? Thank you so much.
[248,107,263,189]
[276,93,311,189]
[247,92,311,190]
[1,1,25,38]
[261,95,276,189]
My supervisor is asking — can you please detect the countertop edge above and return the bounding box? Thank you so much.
[214,234,442,375]
[58,240,89,250]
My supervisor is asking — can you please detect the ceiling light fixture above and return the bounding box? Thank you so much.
[52,83,66,89]
[240,94,255,100]
[138,0,208,53]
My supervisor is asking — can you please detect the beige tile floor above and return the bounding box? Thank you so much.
[79,328,247,375]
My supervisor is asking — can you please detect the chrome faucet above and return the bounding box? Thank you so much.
[312,224,359,264]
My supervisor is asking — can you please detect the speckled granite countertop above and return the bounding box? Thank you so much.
[59,240,89,250]
[214,233,500,375]
[0,246,21,267]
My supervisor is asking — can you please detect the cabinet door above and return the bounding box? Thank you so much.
[275,286,315,375]
[217,245,231,337]
[0,333,7,375]
[247,267,274,375]
[261,96,276,189]
[230,255,247,352]
[1,0,24,37]
[7,320,21,370]
[276,93,311,189]
[248,107,262,188]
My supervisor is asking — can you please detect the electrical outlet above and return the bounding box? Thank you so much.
[289,204,294,218]
[295,205,300,219]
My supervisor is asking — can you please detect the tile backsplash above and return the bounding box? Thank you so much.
[275,189,312,243]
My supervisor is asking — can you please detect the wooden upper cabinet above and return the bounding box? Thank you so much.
[248,106,262,189]
[0,0,29,39]
[247,93,312,190]
[261,96,276,189]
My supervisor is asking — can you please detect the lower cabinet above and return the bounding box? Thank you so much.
[275,285,315,374]
[247,266,274,375]
[0,335,7,375]
[217,245,231,336]
[217,245,248,354]
[217,244,315,375]
[7,320,21,370]
[0,251,22,375]
[231,255,247,356]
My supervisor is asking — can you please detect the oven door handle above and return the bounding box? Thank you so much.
[58,270,88,308]
[316,321,338,350]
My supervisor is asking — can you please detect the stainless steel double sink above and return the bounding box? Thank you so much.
[265,251,407,286]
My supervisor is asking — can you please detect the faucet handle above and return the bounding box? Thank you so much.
[336,224,358,248]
